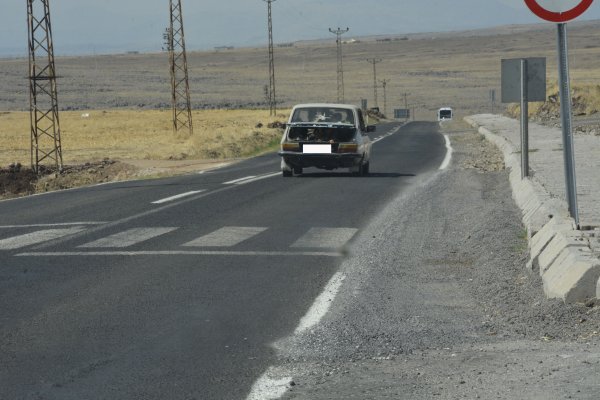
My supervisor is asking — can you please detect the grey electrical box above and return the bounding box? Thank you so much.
[501,58,546,103]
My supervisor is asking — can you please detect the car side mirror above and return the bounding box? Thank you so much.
[367,125,376,133]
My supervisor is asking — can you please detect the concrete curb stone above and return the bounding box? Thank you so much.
[464,115,599,303]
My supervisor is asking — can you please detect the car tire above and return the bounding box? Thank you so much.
[282,170,293,177]
[362,162,370,175]
[293,167,303,175]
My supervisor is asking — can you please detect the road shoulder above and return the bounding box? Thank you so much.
[256,125,600,400]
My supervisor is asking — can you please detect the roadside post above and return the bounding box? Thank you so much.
[523,0,593,227]
[489,89,496,114]
[501,57,546,179]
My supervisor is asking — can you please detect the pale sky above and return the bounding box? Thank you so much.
[1,0,600,56]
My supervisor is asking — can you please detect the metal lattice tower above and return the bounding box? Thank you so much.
[167,0,193,135]
[329,27,349,103]
[27,0,63,173]
[264,0,277,116]
[366,58,382,108]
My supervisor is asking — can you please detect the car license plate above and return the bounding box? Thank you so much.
[303,144,331,154]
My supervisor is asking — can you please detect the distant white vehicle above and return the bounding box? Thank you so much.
[438,107,453,121]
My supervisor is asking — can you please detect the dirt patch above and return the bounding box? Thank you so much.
[0,158,233,200]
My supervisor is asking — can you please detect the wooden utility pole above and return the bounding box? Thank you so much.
[264,0,277,116]
[366,58,382,108]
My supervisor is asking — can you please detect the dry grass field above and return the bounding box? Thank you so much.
[2,19,600,192]
[0,109,286,166]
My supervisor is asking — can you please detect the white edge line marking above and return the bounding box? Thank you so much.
[372,126,401,144]
[151,190,205,204]
[439,134,453,170]
[294,271,346,335]
[244,272,347,400]
[246,368,292,400]
[0,222,106,228]
[16,250,341,257]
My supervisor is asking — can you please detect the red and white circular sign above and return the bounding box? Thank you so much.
[524,0,594,22]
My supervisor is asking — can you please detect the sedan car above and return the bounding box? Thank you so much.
[278,104,374,177]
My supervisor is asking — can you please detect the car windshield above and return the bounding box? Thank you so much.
[291,107,355,125]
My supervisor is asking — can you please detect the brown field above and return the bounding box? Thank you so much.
[0,109,286,166]
[2,19,600,170]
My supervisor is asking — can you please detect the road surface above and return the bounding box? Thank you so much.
[0,121,447,400]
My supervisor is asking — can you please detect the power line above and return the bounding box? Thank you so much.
[27,0,63,174]
[366,58,383,108]
[329,27,349,103]
[264,0,277,116]
[167,0,193,136]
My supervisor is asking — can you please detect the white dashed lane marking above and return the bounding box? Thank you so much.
[224,172,280,185]
[79,227,178,248]
[183,226,268,247]
[2,226,359,256]
[151,191,205,204]
[291,228,358,249]
[0,227,86,250]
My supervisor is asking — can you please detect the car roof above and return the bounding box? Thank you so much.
[291,103,360,111]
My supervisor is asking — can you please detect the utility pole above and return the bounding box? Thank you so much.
[329,27,349,103]
[27,0,63,174]
[167,0,193,136]
[366,58,382,108]
[264,0,277,116]
[380,79,390,118]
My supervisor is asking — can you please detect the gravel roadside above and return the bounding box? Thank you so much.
[257,125,600,400]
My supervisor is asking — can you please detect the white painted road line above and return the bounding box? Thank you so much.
[151,190,205,204]
[183,226,268,247]
[372,126,402,143]
[224,176,257,185]
[0,227,86,250]
[224,172,280,185]
[16,250,342,257]
[294,271,345,334]
[291,227,358,249]
[79,227,178,248]
[0,222,106,229]
[439,134,453,170]
[246,368,292,400]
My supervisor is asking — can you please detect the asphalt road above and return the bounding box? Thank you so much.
[0,122,447,400]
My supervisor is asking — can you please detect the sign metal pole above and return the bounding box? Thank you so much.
[557,22,580,227]
[520,59,529,178]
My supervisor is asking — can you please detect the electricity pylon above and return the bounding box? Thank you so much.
[329,27,349,103]
[264,0,277,116]
[366,58,383,109]
[27,0,63,173]
[167,0,193,135]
